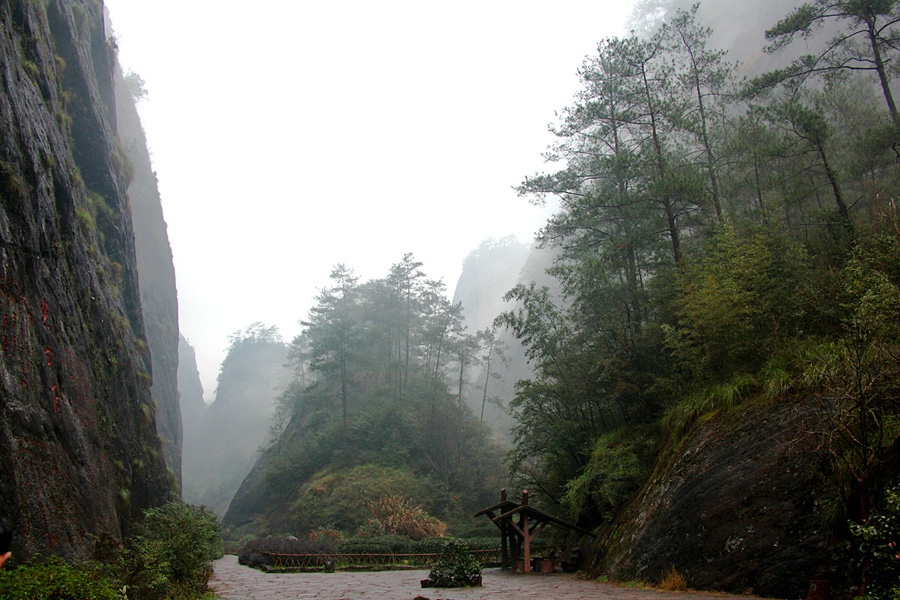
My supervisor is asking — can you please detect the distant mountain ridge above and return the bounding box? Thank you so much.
[182,335,289,517]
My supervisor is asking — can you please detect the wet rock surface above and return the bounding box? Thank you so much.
[598,400,830,598]
[0,0,172,559]
[115,63,181,486]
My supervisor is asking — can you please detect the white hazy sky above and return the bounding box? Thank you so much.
[103,0,637,402]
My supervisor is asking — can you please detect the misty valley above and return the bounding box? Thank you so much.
[2,0,900,599]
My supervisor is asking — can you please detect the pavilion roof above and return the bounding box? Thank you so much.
[473,500,518,518]
[491,504,596,538]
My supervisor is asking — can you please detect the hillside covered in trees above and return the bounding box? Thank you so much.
[224,256,506,537]
[488,0,900,596]
[216,2,900,595]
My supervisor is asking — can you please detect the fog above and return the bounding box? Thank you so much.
[104,0,637,400]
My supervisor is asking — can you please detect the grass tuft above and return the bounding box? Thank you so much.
[658,565,687,591]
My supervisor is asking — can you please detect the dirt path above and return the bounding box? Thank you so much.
[210,555,772,600]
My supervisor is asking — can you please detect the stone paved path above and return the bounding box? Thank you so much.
[211,555,771,600]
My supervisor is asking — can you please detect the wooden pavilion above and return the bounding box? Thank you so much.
[474,489,595,573]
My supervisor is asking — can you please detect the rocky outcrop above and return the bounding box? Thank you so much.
[183,338,288,517]
[114,61,181,486]
[0,0,173,559]
[178,333,206,460]
[596,400,832,598]
[453,237,530,333]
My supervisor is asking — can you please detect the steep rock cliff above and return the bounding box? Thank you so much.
[596,400,832,598]
[178,333,205,458]
[0,0,172,559]
[114,61,180,485]
[453,237,530,333]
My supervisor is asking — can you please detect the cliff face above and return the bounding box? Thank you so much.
[114,61,181,486]
[177,333,206,457]
[597,400,832,598]
[0,0,172,559]
[453,237,530,333]
[183,339,288,517]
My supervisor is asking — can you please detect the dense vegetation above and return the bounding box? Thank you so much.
[219,7,900,593]
[0,502,221,600]
[500,0,900,582]
[227,256,506,538]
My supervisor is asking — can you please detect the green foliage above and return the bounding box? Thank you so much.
[124,70,148,102]
[661,373,760,440]
[125,502,223,600]
[224,322,282,354]
[427,539,482,587]
[287,464,443,534]
[22,60,40,82]
[852,483,900,600]
[0,557,120,600]
[254,255,503,537]
[236,533,491,572]
[338,535,407,555]
[238,535,341,568]
[665,225,810,381]
[76,207,95,231]
[561,430,655,522]
[308,524,342,545]
[500,3,900,571]
[0,504,221,600]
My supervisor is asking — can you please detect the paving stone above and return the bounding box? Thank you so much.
[210,555,776,600]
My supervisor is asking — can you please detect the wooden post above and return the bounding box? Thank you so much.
[522,511,531,573]
[500,489,509,570]
[511,528,521,569]
[521,490,531,574]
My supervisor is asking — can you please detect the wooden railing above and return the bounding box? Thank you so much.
[263,546,553,569]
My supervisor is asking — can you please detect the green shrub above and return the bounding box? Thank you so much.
[308,525,342,547]
[410,537,449,554]
[126,502,222,599]
[338,535,403,555]
[238,535,338,568]
[852,484,900,600]
[427,539,481,587]
[449,536,500,552]
[0,503,221,600]
[289,464,443,533]
[355,518,385,537]
[560,429,654,523]
[0,556,120,600]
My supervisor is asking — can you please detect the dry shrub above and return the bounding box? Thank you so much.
[368,495,447,540]
[659,565,687,591]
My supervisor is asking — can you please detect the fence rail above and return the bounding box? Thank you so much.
[264,546,553,570]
